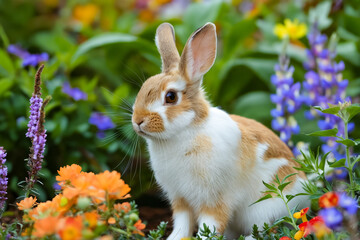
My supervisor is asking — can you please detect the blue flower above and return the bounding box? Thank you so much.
[62,82,88,101]
[89,112,115,138]
[339,193,358,215]
[7,44,49,67]
[319,207,343,229]
[270,56,303,148]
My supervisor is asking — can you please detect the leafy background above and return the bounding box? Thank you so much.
[0,0,359,205]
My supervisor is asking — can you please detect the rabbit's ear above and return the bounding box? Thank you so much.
[155,23,180,73]
[179,22,217,83]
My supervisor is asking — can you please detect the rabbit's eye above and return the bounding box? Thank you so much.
[165,91,178,104]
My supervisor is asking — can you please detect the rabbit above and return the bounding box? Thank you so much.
[131,22,308,240]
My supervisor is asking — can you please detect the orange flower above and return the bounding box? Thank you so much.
[133,219,146,236]
[73,3,99,26]
[93,171,131,200]
[56,164,82,184]
[33,216,60,237]
[279,237,291,240]
[63,172,96,200]
[17,196,37,210]
[114,202,131,213]
[293,207,309,222]
[108,217,116,225]
[84,212,99,229]
[58,216,83,240]
[319,192,339,208]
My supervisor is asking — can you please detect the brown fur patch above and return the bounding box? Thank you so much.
[230,115,305,181]
[185,134,212,157]
[166,92,192,122]
[199,200,230,234]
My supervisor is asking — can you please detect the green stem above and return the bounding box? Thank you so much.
[280,191,298,230]
[344,122,355,198]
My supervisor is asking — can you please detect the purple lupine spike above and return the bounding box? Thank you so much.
[303,24,351,160]
[25,65,51,190]
[270,54,304,154]
[0,147,8,210]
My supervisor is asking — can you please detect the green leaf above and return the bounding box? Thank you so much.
[308,1,332,30]
[319,152,330,171]
[250,194,273,206]
[329,158,346,168]
[286,195,295,202]
[278,182,292,192]
[262,181,277,191]
[71,33,155,63]
[336,139,357,147]
[345,104,360,122]
[219,58,278,88]
[233,92,273,122]
[282,173,297,183]
[0,49,15,78]
[321,106,340,114]
[0,78,13,96]
[307,128,338,137]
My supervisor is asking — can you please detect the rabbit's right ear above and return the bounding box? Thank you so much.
[155,23,180,73]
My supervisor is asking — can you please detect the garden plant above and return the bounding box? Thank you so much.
[0,0,359,239]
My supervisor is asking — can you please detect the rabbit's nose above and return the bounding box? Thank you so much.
[136,120,144,126]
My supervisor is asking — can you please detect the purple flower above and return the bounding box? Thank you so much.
[89,112,115,138]
[25,65,50,190]
[53,182,61,191]
[270,55,303,151]
[7,44,49,67]
[319,207,343,229]
[339,193,358,215]
[62,82,87,101]
[302,24,351,159]
[0,147,8,210]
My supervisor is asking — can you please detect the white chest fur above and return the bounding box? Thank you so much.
[147,107,241,208]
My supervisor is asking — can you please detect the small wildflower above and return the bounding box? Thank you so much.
[133,219,146,236]
[73,3,99,26]
[108,217,116,224]
[319,192,339,208]
[58,216,83,240]
[274,19,307,40]
[16,196,37,211]
[293,207,309,222]
[89,112,115,138]
[56,164,82,184]
[32,216,60,237]
[62,82,88,101]
[319,207,343,229]
[0,147,7,210]
[7,44,49,67]
[338,193,358,215]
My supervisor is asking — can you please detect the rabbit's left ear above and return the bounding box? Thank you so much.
[155,23,180,73]
[179,23,217,83]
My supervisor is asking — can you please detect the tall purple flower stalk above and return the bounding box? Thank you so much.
[303,24,353,159]
[270,54,303,152]
[0,147,8,212]
[25,65,51,193]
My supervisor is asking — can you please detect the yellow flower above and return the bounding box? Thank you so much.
[293,207,309,222]
[274,19,307,40]
[73,3,99,26]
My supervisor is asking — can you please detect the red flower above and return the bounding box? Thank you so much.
[319,192,339,208]
[279,237,292,240]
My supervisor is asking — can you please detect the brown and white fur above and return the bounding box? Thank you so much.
[132,22,307,239]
